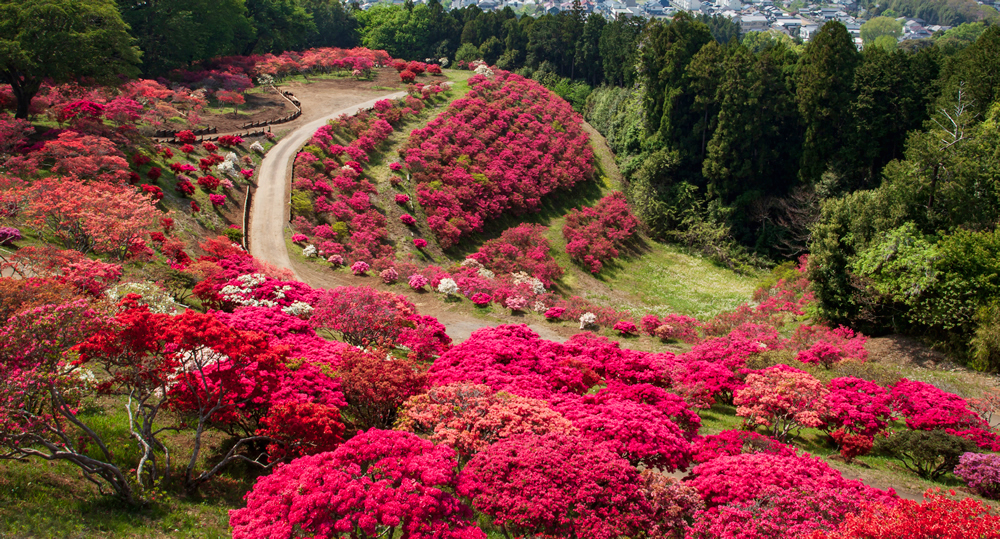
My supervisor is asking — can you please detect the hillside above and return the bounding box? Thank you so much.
[1,31,1000,539]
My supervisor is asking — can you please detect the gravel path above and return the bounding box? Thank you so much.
[248,91,407,277]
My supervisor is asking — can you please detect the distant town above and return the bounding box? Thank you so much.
[357,0,1000,47]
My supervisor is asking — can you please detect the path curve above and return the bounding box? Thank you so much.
[248,91,407,277]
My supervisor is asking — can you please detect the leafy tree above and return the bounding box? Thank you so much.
[599,16,644,87]
[860,16,903,45]
[115,0,253,76]
[938,25,1000,120]
[795,21,860,184]
[879,429,980,479]
[301,0,359,48]
[0,0,140,118]
[242,0,316,54]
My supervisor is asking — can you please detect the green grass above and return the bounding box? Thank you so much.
[588,240,761,319]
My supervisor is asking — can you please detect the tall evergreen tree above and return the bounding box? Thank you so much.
[795,21,859,184]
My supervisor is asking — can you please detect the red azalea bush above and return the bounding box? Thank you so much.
[400,213,416,225]
[230,429,483,539]
[401,71,593,248]
[400,69,416,83]
[890,379,999,449]
[823,376,893,437]
[208,194,226,207]
[218,135,243,147]
[414,238,428,248]
[458,433,656,539]
[734,365,828,441]
[334,350,427,430]
[829,429,874,463]
[395,193,410,204]
[563,192,640,274]
[811,489,1000,539]
[467,224,563,287]
[687,451,895,509]
[471,292,491,306]
[692,429,798,463]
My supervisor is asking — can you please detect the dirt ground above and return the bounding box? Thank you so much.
[197,68,416,135]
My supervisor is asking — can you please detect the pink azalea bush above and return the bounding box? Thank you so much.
[401,71,593,248]
[208,194,226,207]
[395,193,410,204]
[408,273,429,290]
[350,261,369,276]
[734,365,828,441]
[230,429,483,539]
[379,267,398,284]
[823,377,893,437]
[400,213,417,225]
[467,224,563,287]
[614,320,638,336]
[413,238,428,249]
[458,433,657,539]
[641,314,701,343]
[563,192,640,274]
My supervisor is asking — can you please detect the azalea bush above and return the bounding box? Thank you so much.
[563,192,640,274]
[400,71,593,248]
[467,224,563,287]
[734,365,829,441]
[954,452,1000,499]
[230,429,482,539]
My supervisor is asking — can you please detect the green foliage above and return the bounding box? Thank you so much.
[455,42,480,63]
[1,0,141,118]
[795,21,860,185]
[877,429,980,480]
[866,0,999,26]
[290,189,314,217]
[860,16,903,45]
[938,25,1000,120]
[116,0,255,75]
[970,302,1000,372]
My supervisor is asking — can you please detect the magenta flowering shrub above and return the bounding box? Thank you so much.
[823,377,893,437]
[413,238,428,249]
[563,192,640,274]
[560,333,675,387]
[691,429,798,464]
[467,224,564,287]
[954,452,1000,499]
[471,292,491,306]
[614,320,638,336]
[688,485,873,539]
[544,306,566,320]
[734,365,828,441]
[890,379,1000,450]
[0,226,22,245]
[408,273,429,290]
[458,433,654,539]
[230,429,483,539]
[401,71,594,248]
[400,213,417,225]
[291,233,308,243]
[350,260,369,275]
[208,193,226,207]
[428,325,600,400]
[687,451,895,508]
[552,389,695,471]
[788,324,868,366]
[389,161,403,171]
[395,193,410,204]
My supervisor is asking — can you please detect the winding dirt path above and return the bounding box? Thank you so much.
[248,91,407,278]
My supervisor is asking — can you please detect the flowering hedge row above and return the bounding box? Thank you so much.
[290,84,449,265]
[563,192,640,274]
[400,70,594,248]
